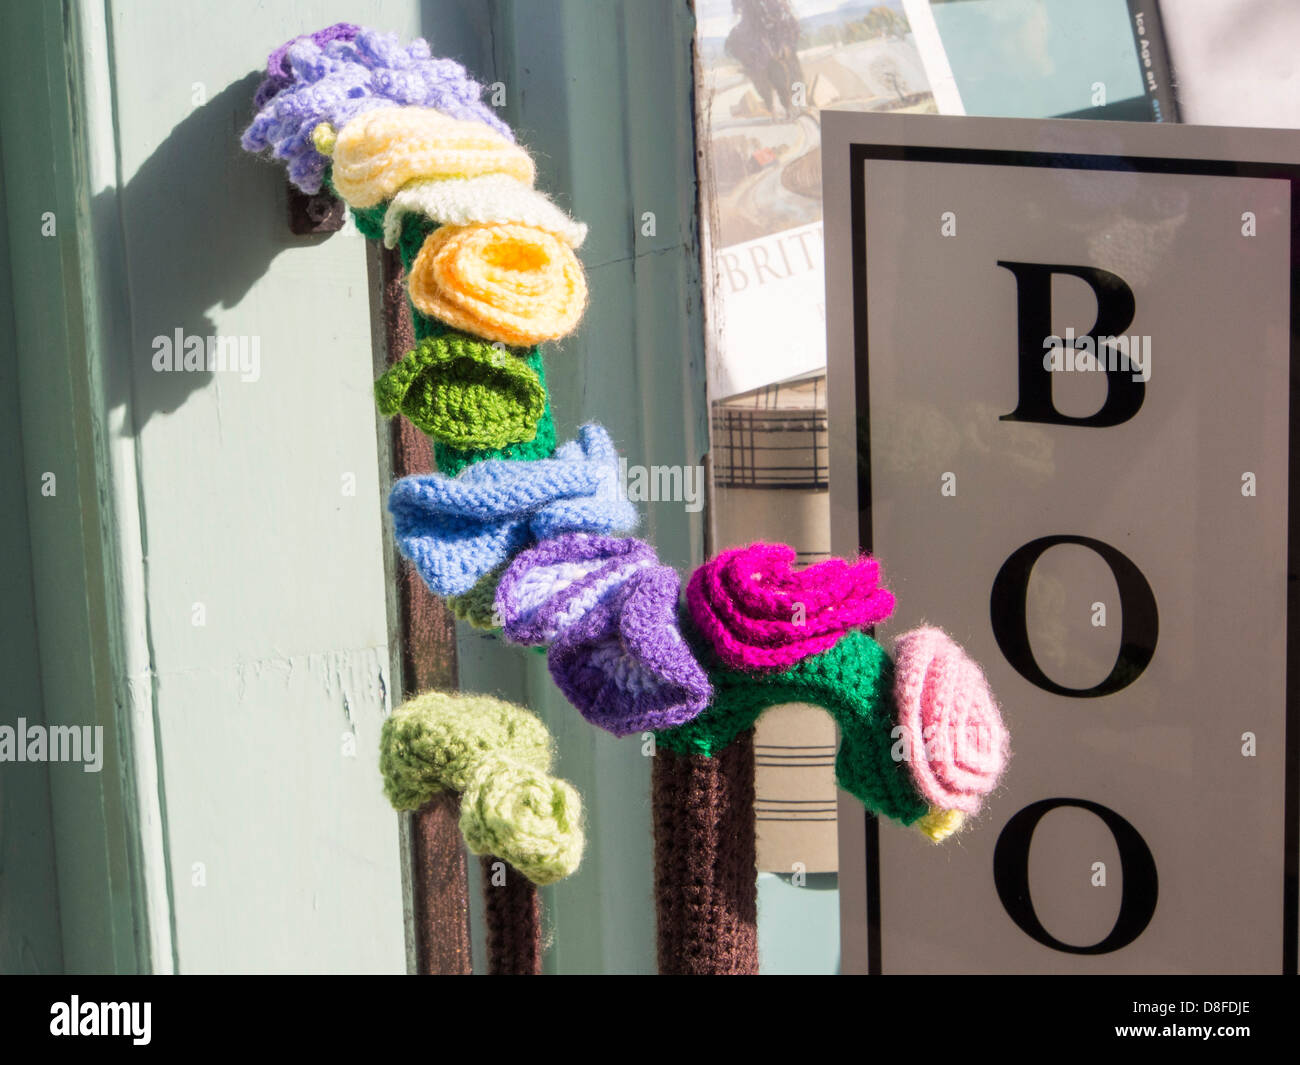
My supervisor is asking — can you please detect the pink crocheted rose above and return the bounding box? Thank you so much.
[685,542,895,671]
[892,627,1009,814]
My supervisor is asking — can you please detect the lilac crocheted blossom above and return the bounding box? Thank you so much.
[548,566,712,737]
[495,533,658,646]
[254,23,361,110]
[241,26,512,193]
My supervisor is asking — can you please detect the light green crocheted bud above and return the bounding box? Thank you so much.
[379,691,552,811]
[459,753,585,886]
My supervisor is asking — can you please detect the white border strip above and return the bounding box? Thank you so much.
[902,0,966,116]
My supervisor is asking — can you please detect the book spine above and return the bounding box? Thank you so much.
[1128,1,1181,122]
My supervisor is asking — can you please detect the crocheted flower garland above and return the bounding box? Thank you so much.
[241,23,1011,868]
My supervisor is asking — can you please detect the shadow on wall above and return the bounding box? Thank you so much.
[99,71,336,431]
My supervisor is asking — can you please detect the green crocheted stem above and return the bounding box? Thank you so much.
[379,691,553,811]
[375,333,548,451]
[346,189,560,476]
[656,628,929,825]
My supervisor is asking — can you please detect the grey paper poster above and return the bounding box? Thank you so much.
[823,111,1300,974]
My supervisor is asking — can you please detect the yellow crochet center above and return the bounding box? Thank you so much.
[408,222,588,346]
[916,806,966,842]
[330,106,536,208]
[311,122,337,156]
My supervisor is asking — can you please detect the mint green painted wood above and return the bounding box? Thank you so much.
[84,0,433,973]
[0,155,64,975]
[1,0,149,974]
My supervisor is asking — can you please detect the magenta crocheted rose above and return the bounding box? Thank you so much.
[892,627,1009,814]
[685,542,895,671]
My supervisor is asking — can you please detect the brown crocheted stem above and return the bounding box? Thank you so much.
[480,856,544,975]
[652,730,759,974]
[382,244,460,699]
[411,794,473,974]
[377,241,472,974]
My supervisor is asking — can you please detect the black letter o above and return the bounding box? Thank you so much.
[990,535,1157,697]
[994,798,1158,954]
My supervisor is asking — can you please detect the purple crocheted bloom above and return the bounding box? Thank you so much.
[241,26,513,193]
[548,566,712,737]
[496,533,658,646]
[254,23,361,110]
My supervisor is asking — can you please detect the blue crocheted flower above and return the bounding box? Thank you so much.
[389,424,638,597]
[241,27,511,193]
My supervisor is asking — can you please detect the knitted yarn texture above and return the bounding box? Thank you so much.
[379,690,551,807]
[253,22,360,109]
[446,564,508,630]
[379,690,585,885]
[242,28,511,194]
[460,753,585,885]
[495,532,658,645]
[384,175,588,250]
[408,223,588,345]
[548,565,713,736]
[388,423,637,596]
[375,333,547,450]
[493,533,712,735]
[658,626,929,825]
[435,347,557,476]
[916,806,966,843]
[891,626,1009,815]
[331,107,534,208]
[651,734,759,974]
[687,542,895,672]
[435,406,558,476]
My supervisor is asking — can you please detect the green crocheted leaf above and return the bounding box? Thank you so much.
[378,691,553,811]
[433,350,556,474]
[656,629,929,825]
[375,333,547,451]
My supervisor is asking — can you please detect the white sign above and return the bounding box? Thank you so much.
[824,111,1300,974]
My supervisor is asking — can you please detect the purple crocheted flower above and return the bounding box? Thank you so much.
[241,26,512,193]
[496,533,658,646]
[548,566,712,737]
[253,23,362,110]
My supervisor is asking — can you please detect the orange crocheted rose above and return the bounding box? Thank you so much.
[408,223,587,345]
